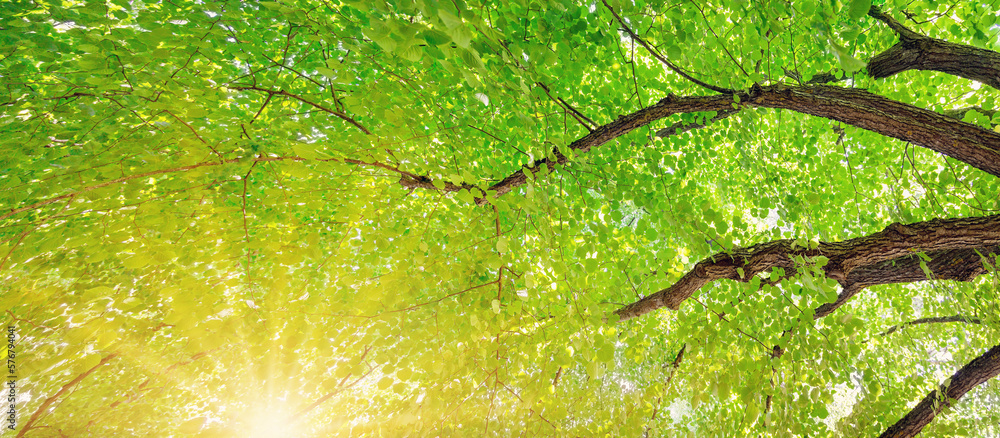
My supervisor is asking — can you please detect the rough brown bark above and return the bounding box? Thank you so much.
[879,343,1000,438]
[745,84,1000,178]
[397,7,1000,202]
[868,6,1000,90]
[429,93,737,203]
[655,108,740,138]
[613,215,1000,322]
[812,245,998,319]
[401,83,1000,202]
[869,37,1000,90]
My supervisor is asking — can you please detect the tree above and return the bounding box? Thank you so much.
[1,0,999,436]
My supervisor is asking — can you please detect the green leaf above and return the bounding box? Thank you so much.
[450,26,473,49]
[456,188,474,204]
[831,41,867,73]
[178,417,207,434]
[422,29,451,45]
[846,0,872,20]
[316,66,336,78]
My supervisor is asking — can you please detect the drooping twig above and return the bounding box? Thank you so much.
[229,85,372,134]
[601,0,736,94]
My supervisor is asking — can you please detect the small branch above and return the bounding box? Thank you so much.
[17,354,119,437]
[241,160,259,292]
[163,110,223,160]
[655,107,739,138]
[1,155,439,224]
[465,124,529,157]
[380,279,501,314]
[1,199,72,271]
[880,315,983,336]
[1,160,243,222]
[602,0,735,94]
[5,311,56,331]
[666,344,686,375]
[291,346,373,421]
[536,82,596,131]
[868,6,921,41]
[229,85,372,134]
[551,366,563,388]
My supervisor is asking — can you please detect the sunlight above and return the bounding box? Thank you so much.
[243,405,301,438]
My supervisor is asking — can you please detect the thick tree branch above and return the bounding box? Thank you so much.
[746,84,1000,178]
[879,343,1000,438]
[813,245,999,319]
[614,215,1000,322]
[790,7,1000,90]
[471,92,737,202]
[868,6,1000,90]
[404,82,1000,204]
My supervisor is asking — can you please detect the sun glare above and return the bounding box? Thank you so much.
[243,406,301,438]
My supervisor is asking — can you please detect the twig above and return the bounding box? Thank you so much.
[602,0,735,94]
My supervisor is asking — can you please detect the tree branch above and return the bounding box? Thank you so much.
[17,354,119,437]
[655,107,740,138]
[614,215,1000,322]
[601,0,735,94]
[867,6,1000,90]
[879,343,1000,438]
[404,82,1000,204]
[228,85,372,134]
[0,155,439,224]
[746,84,1000,178]
[813,246,999,319]
[475,92,736,203]
[880,314,983,336]
[868,6,922,41]
[536,82,597,131]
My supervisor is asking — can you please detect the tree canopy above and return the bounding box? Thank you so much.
[2,0,1000,436]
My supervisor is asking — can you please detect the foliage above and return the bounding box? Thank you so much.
[1,0,999,436]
